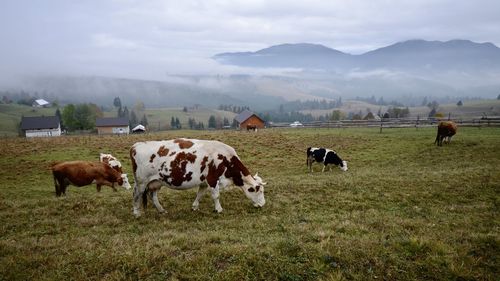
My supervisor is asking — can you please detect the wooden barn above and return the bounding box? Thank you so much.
[234,110,265,130]
[20,116,61,137]
[95,117,129,135]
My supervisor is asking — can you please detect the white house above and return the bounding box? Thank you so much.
[32,99,50,108]
[20,116,61,137]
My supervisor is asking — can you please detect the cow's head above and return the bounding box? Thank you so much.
[242,173,266,208]
[340,161,348,172]
[120,174,132,189]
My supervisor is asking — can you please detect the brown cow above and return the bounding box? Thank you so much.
[51,161,132,196]
[435,121,458,146]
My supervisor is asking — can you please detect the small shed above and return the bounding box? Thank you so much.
[131,124,146,134]
[234,110,265,130]
[96,117,130,135]
[32,99,50,108]
[20,116,61,137]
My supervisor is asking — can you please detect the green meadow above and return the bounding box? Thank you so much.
[0,127,498,280]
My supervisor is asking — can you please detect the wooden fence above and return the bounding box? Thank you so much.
[269,117,500,132]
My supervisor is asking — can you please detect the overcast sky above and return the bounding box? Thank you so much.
[1,0,499,81]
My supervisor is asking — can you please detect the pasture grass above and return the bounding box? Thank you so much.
[0,127,498,280]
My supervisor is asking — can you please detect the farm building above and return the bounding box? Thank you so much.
[131,124,146,134]
[234,110,266,130]
[95,117,129,135]
[20,116,61,137]
[32,99,50,108]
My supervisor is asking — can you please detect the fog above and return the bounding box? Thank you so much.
[1,0,499,107]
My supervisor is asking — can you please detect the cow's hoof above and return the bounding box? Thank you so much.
[192,206,199,211]
[213,208,223,213]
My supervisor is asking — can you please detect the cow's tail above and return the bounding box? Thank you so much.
[142,188,148,209]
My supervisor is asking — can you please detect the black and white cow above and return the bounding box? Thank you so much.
[130,138,266,217]
[306,147,348,173]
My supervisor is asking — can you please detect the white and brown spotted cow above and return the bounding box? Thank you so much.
[51,161,132,196]
[130,138,266,217]
[99,153,130,191]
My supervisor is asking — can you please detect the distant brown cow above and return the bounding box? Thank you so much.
[51,161,132,196]
[435,121,458,146]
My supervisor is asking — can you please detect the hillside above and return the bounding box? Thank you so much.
[300,99,500,119]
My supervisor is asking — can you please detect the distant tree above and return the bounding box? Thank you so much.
[183,106,188,112]
[170,117,176,129]
[457,100,463,107]
[428,107,437,118]
[55,108,63,130]
[73,104,94,130]
[383,112,390,119]
[497,94,500,100]
[363,112,375,120]
[223,117,229,127]
[175,117,181,129]
[122,106,130,120]
[62,104,77,131]
[427,101,439,110]
[140,114,149,127]
[330,110,344,121]
[208,115,216,128]
[130,111,138,127]
[232,119,239,128]
[113,97,122,108]
[188,118,196,129]
[117,106,123,118]
[197,122,205,130]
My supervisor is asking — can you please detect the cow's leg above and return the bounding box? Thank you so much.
[133,183,144,217]
[96,184,102,192]
[322,164,326,172]
[210,181,223,213]
[192,185,208,211]
[147,180,165,214]
[53,174,62,196]
[151,191,165,214]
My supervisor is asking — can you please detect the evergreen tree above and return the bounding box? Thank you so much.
[223,117,229,127]
[170,117,176,129]
[117,106,123,118]
[55,108,64,130]
[113,97,122,108]
[457,100,463,107]
[123,106,130,120]
[130,111,138,127]
[208,115,216,128]
[140,114,149,127]
[175,117,181,129]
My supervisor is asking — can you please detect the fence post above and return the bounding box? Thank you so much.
[416,115,419,130]
[448,112,451,121]
[379,118,383,133]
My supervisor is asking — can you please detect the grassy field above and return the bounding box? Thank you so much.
[0,127,498,280]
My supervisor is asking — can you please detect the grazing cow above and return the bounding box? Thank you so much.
[435,121,458,146]
[51,161,132,196]
[130,138,266,217]
[99,153,130,190]
[307,147,348,173]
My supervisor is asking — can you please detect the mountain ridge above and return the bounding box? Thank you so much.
[213,39,500,71]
